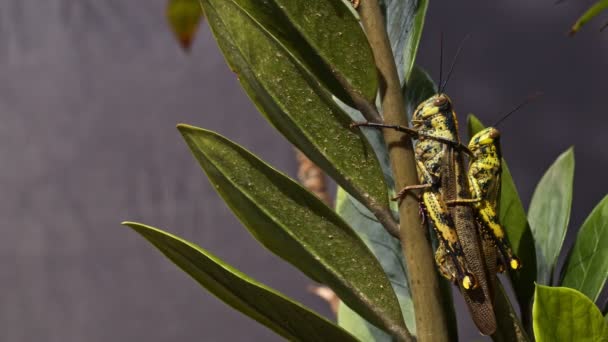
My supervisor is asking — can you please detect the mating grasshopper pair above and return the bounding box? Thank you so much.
[353,92,521,335]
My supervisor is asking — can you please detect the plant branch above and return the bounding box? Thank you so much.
[357,1,450,341]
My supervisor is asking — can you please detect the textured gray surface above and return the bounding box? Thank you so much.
[0,1,606,341]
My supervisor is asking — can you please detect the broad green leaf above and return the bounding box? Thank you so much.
[123,222,358,341]
[166,0,204,51]
[335,188,413,342]
[561,195,608,302]
[178,125,407,337]
[569,0,608,35]
[201,0,388,209]
[335,188,459,341]
[528,148,574,285]
[380,0,429,83]
[468,115,537,316]
[533,285,608,342]
[271,0,378,101]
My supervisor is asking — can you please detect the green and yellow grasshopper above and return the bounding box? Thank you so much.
[453,127,521,272]
[353,93,499,335]
[353,94,478,290]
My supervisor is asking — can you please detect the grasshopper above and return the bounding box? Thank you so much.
[440,129,498,336]
[353,94,478,291]
[452,127,522,272]
[352,94,499,335]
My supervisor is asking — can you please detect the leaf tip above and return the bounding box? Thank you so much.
[122,221,146,231]
[566,145,575,155]
[177,124,208,140]
[176,123,196,132]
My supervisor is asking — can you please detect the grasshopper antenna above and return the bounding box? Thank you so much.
[493,92,543,128]
[440,33,471,94]
[438,32,444,94]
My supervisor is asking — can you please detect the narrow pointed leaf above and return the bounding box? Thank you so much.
[468,115,537,315]
[569,0,608,35]
[380,0,429,83]
[201,0,388,209]
[166,0,204,51]
[123,222,358,342]
[533,285,608,341]
[335,188,413,342]
[178,125,407,337]
[561,195,608,302]
[528,148,574,285]
[335,187,460,341]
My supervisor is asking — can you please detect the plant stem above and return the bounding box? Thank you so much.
[358,1,450,341]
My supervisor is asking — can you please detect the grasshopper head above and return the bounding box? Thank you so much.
[468,127,500,152]
[413,93,453,121]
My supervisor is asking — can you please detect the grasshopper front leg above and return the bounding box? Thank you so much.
[351,121,474,156]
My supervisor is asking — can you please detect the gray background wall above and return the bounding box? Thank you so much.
[0,1,606,341]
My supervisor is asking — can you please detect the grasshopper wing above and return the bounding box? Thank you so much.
[441,144,497,335]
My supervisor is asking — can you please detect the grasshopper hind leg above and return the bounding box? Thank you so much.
[480,225,522,272]
[495,239,522,271]
[434,241,477,290]
[421,200,478,289]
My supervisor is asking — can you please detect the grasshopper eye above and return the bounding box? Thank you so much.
[433,97,450,110]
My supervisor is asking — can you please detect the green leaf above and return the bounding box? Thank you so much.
[201,0,388,209]
[335,188,413,342]
[123,222,358,342]
[166,0,204,51]
[468,115,537,316]
[178,125,407,337]
[533,285,608,342]
[335,188,459,341]
[467,115,485,136]
[569,0,608,36]
[381,0,429,83]
[561,195,608,302]
[271,0,378,102]
[528,148,574,285]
